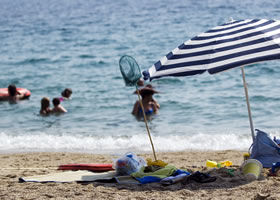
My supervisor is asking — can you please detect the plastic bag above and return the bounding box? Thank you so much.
[114,152,146,176]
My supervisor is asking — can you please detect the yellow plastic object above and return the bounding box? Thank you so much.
[146,158,168,167]
[220,160,233,167]
[206,160,233,168]
[206,160,218,168]
[243,152,250,161]
[241,159,262,181]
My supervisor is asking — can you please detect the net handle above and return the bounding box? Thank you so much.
[135,87,157,161]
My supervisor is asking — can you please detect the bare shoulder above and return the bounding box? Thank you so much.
[52,106,67,113]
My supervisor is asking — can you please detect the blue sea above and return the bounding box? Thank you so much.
[1,0,280,154]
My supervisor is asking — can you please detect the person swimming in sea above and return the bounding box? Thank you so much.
[132,84,160,117]
[40,97,52,115]
[60,88,72,101]
[52,97,67,114]
[0,84,27,102]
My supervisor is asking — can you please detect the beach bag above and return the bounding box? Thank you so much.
[113,152,146,176]
[250,129,280,168]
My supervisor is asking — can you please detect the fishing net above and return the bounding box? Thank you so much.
[119,55,142,86]
[119,55,157,161]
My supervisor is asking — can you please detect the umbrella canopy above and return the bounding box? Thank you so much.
[142,19,280,141]
[143,19,280,80]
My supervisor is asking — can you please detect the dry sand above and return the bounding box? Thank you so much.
[0,150,279,200]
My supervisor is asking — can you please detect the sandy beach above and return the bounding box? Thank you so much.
[0,150,279,200]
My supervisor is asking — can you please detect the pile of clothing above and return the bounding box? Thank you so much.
[115,153,216,185]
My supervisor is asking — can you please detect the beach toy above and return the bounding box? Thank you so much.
[243,152,250,161]
[206,160,232,168]
[226,169,235,177]
[146,158,168,167]
[270,162,280,176]
[206,160,219,168]
[241,159,263,182]
[0,88,31,100]
[220,160,233,167]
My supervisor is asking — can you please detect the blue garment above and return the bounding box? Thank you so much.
[135,176,161,184]
[173,169,191,176]
[133,167,190,184]
[138,107,153,115]
[160,173,188,185]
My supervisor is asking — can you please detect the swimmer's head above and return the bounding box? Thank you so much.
[8,85,17,96]
[52,98,61,107]
[61,88,72,98]
[41,97,50,110]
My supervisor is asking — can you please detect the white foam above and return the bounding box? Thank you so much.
[0,131,265,154]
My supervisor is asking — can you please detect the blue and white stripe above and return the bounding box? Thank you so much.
[143,19,280,80]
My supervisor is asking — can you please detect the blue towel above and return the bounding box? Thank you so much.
[135,176,161,184]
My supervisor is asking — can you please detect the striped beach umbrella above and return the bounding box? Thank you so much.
[143,19,280,141]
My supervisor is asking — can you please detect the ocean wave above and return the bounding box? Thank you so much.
[0,131,264,154]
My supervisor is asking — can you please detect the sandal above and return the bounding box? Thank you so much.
[182,171,216,184]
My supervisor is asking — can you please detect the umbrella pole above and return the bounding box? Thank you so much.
[241,67,255,141]
[136,88,157,161]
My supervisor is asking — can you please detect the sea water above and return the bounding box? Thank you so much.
[1,0,280,154]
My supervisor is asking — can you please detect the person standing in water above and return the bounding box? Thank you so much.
[132,85,160,117]
[52,98,67,113]
[40,97,52,115]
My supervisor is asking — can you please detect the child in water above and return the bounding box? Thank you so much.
[52,98,67,113]
[60,88,72,101]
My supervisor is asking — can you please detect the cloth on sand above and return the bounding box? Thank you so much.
[19,170,141,184]
[250,129,280,168]
[131,165,177,179]
[19,171,117,183]
[131,165,177,184]
[135,176,162,184]
[160,173,188,185]
[114,176,140,184]
[160,169,191,185]
[57,163,114,172]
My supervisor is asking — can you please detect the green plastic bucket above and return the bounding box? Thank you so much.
[241,159,263,182]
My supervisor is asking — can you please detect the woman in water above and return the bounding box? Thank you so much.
[132,85,160,117]
[40,97,52,115]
